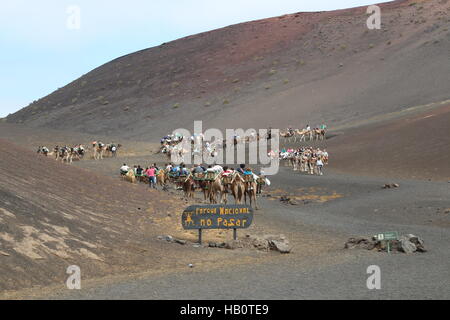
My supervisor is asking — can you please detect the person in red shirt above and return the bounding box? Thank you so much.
[145,166,157,189]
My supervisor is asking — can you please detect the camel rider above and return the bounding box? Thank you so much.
[221,166,233,177]
[236,164,246,175]
[171,165,180,175]
[194,164,206,174]
[179,164,189,176]
[120,164,130,175]
[306,124,311,131]
[267,127,272,140]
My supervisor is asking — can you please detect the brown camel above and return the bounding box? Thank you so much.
[182,175,195,199]
[156,169,168,188]
[243,174,258,209]
[123,170,136,183]
[208,176,226,204]
[230,173,245,204]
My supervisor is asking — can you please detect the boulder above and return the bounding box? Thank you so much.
[164,235,174,242]
[404,234,426,252]
[399,239,417,254]
[270,240,292,253]
[225,240,244,250]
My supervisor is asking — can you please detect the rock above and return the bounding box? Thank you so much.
[164,235,174,242]
[0,251,9,256]
[193,244,201,248]
[392,183,400,188]
[175,239,187,245]
[399,239,417,254]
[225,240,244,250]
[288,199,298,205]
[345,237,375,250]
[251,237,270,251]
[208,242,217,248]
[404,234,426,252]
[270,240,292,253]
[383,184,391,189]
[188,264,194,268]
[218,242,227,248]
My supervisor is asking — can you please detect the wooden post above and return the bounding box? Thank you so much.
[233,228,237,241]
[198,229,202,245]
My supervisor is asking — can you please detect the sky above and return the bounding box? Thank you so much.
[0,0,386,117]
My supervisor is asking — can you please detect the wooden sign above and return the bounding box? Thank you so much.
[181,204,254,244]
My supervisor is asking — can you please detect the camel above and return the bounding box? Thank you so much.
[220,173,235,204]
[123,170,136,183]
[156,169,168,188]
[256,176,266,195]
[280,131,295,143]
[105,144,122,158]
[182,175,195,199]
[314,129,326,141]
[230,173,245,204]
[293,129,309,142]
[208,175,227,204]
[243,174,258,209]
[93,142,106,160]
[195,178,210,202]
[37,146,50,156]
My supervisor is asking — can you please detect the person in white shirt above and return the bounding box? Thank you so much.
[120,164,130,175]
[316,159,324,176]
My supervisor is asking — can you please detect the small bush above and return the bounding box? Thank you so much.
[268,69,277,75]
[223,99,230,105]
[173,103,180,109]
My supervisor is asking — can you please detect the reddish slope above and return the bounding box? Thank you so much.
[328,103,450,181]
[6,0,450,139]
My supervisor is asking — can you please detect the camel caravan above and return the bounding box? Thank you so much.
[279,124,327,143]
[36,141,122,164]
[278,147,329,176]
[91,141,122,160]
[119,162,270,209]
[38,145,86,163]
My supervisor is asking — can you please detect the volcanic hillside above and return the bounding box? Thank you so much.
[6,0,450,139]
[0,139,186,292]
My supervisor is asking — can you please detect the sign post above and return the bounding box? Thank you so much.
[376,231,399,253]
[182,204,254,244]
